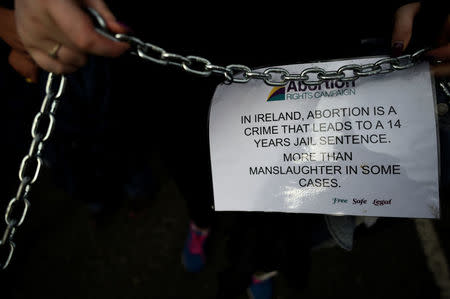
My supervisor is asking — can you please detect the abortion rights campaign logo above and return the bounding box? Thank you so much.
[267,86,286,101]
[267,80,357,102]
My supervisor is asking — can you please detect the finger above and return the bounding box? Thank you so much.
[39,39,88,68]
[8,50,39,82]
[83,0,129,33]
[431,62,450,77]
[391,2,421,56]
[427,44,450,60]
[57,46,88,68]
[47,1,129,57]
[436,15,450,45]
[30,49,78,74]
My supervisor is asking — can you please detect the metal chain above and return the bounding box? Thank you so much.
[0,73,66,269]
[112,30,429,86]
[0,8,432,270]
[440,81,450,98]
[89,10,431,86]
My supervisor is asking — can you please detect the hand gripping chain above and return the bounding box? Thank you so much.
[0,8,431,269]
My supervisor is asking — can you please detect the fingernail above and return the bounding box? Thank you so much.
[25,77,36,84]
[391,42,404,57]
[117,21,133,33]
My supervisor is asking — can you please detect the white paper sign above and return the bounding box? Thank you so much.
[209,57,440,218]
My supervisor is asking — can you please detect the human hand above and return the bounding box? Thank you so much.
[0,7,38,82]
[392,2,450,77]
[14,0,130,74]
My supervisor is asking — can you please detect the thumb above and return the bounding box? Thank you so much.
[391,2,421,57]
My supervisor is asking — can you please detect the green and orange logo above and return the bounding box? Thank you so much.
[266,86,286,101]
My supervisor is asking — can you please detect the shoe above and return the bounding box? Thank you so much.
[182,222,210,272]
[247,272,276,299]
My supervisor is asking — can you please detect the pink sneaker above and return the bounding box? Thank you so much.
[182,222,210,272]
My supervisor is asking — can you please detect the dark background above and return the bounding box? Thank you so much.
[1,1,450,298]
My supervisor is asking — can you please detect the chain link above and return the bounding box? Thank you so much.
[0,8,432,270]
[125,33,428,85]
[97,19,429,86]
[439,81,450,98]
[0,73,66,270]
[95,12,428,87]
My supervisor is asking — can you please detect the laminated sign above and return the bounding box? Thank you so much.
[208,57,440,218]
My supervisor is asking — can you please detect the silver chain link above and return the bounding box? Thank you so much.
[112,30,429,86]
[0,73,66,269]
[440,81,450,98]
[0,8,432,269]
[89,8,430,85]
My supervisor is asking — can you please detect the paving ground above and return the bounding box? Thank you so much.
[1,147,449,299]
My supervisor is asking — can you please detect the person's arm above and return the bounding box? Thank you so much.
[14,0,130,74]
[392,2,450,77]
[0,6,38,82]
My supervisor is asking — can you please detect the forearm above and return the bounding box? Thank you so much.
[0,6,25,51]
[0,7,13,39]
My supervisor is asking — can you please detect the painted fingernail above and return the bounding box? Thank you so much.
[117,21,133,32]
[391,42,404,57]
[25,77,35,84]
